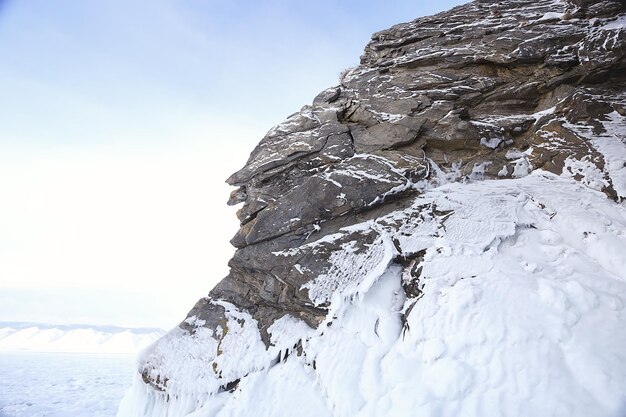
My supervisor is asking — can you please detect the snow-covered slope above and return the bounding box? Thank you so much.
[119,172,626,417]
[0,322,164,354]
[118,0,626,416]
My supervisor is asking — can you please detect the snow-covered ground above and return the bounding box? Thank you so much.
[0,323,164,417]
[118,171,626,417]
[0,352,135,417]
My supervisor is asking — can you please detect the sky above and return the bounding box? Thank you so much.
[0,0,466,329]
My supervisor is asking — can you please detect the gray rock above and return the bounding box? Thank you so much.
[140,0,626,393]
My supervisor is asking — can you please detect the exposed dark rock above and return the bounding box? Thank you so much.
[201,0,625,336]
[142,0,626,393]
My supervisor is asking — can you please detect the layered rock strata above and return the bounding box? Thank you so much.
[118,1,626,416]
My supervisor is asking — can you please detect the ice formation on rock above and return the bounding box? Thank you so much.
[118,0,626,416]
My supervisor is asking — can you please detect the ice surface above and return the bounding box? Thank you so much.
[0,324,164,416]
[0,352,135,417]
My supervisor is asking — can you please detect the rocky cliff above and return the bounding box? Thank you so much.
[118,1,626,416]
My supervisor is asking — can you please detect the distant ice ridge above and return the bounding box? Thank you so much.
[0,322,165,354]
[117,171,626,417]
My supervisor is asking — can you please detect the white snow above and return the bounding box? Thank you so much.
[589,111,626,198]
[367,109,405,123]
[479,136,502,149]
[302,231,396,306]
[511,155,531,177]
[562,155,609,191]
[601,14,626,30]
[118,171,626,417]
[563,109,626,199]
[537,11,563,22]
[469,161,492,181]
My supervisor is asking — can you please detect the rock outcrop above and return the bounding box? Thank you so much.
[118,1,626,416]
[190,0,626,341]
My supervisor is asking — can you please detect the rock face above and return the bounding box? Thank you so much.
[193,0,626,339]
[118,1,626,416]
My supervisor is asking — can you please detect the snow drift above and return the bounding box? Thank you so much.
[118,172,626,417]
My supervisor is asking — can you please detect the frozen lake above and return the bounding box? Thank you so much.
[0,352,136,417]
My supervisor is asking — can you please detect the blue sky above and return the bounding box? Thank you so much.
[0,0,465,328]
